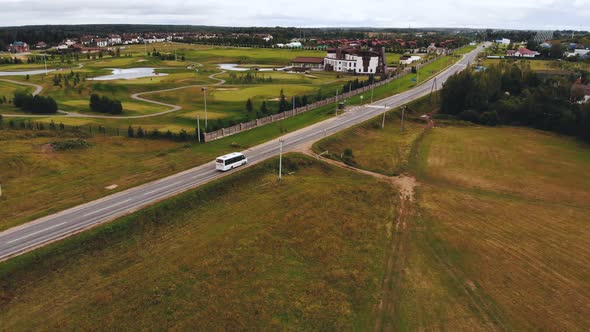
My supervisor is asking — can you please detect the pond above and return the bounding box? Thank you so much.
[88,68,167,81]
[0,69,55,76]
[218,63,289,72]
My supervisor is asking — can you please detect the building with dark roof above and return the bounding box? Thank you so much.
[8,41,29,53]
[323,46,386,74]
[291,57,324,69]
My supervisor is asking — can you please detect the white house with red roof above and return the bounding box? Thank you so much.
[506,48,540,58]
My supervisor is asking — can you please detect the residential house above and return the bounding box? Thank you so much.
[324,46,386,74]
[506,47,539,58]
[35,41,48,49]
[8,41,29,53]
[277,41,302,48]
[426,43,448,55]
[496,38,510,45]
[63,39,76,46]
[399,55,422,65]
[80,35,95,46]
[572,84,590,103]
[95,38,108,47]
[108,34,122,45]
[122,34,141,44]
[564,49,590,59]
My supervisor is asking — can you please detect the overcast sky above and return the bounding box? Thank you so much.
[1,0,589,31]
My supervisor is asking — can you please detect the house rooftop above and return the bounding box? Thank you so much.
[292,57,324,64]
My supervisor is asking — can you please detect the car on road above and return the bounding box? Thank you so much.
[216,152,248,171]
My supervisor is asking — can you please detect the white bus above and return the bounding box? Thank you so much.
[215,152,248,171]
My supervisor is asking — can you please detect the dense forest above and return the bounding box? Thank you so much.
[439,62,590,141]
[0,24,474,50]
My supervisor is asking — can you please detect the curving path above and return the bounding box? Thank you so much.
[1,69,227,119]
[0,45,486,262]
[0,78,44,96]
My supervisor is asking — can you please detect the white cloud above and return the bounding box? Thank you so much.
[0,0,588,30]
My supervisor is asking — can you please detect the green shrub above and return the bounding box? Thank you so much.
[50,139,92,151]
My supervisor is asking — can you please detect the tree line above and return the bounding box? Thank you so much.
[13,92,58,114]
[440,62,590,141]
[89,94,123,114]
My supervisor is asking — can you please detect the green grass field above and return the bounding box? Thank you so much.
[0,81,32,113]
[313,94,590,330]
[0,48,471,228]
[483,58,590,73]
[0,42,467,132]
[0,154,397,330]
[0,99,340,229]
[313,94,435,175]
[396,126,590,330]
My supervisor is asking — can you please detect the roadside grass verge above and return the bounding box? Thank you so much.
[0,49,471,228]
[312,94,436,175]
[0,154,397,330]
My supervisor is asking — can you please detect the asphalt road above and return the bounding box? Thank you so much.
[0,44,485,261]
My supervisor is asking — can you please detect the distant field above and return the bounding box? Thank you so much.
[483,58,590,72]
[0,154,397,330]
[316,105,590,330]
[313,94,435,175]
[0,80,32,113]
[0,101,338,229]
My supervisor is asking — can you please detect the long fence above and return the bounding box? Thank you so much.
[203,55,445,142]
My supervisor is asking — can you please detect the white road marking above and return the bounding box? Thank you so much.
[7,222,66,244]
[141,181,182,196]
[82,198,132,217]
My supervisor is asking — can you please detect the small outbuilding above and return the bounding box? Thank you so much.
[291,57,324,69]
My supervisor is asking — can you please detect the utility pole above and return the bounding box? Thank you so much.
[201,87,208,129]
[292,95,295,112]
[197,114,201,143]
[278,139,284,182]
[43,54,48,75]
[371,83,374,103]
[382,104,387,129]
[401,105,406,132]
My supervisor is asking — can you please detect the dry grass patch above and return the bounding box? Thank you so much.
[0,154,398,330]
[406,125,590,330]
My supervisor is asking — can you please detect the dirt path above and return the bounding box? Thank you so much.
[300,147,417,331]
[306,141,505,331]
[0,78,43,96]
[1,70,227,119]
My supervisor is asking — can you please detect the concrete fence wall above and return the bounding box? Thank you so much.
[203,55,443,142]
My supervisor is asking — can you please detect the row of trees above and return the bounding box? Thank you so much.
[239,75,384,123]
[127,125,195,141]
[0,57,23,64]
[89,94,123,114]
[440,62,590,141]
[52,71,83,87]
[226,72,273,84]
[13,92,58,114]
[148,50,186,61]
